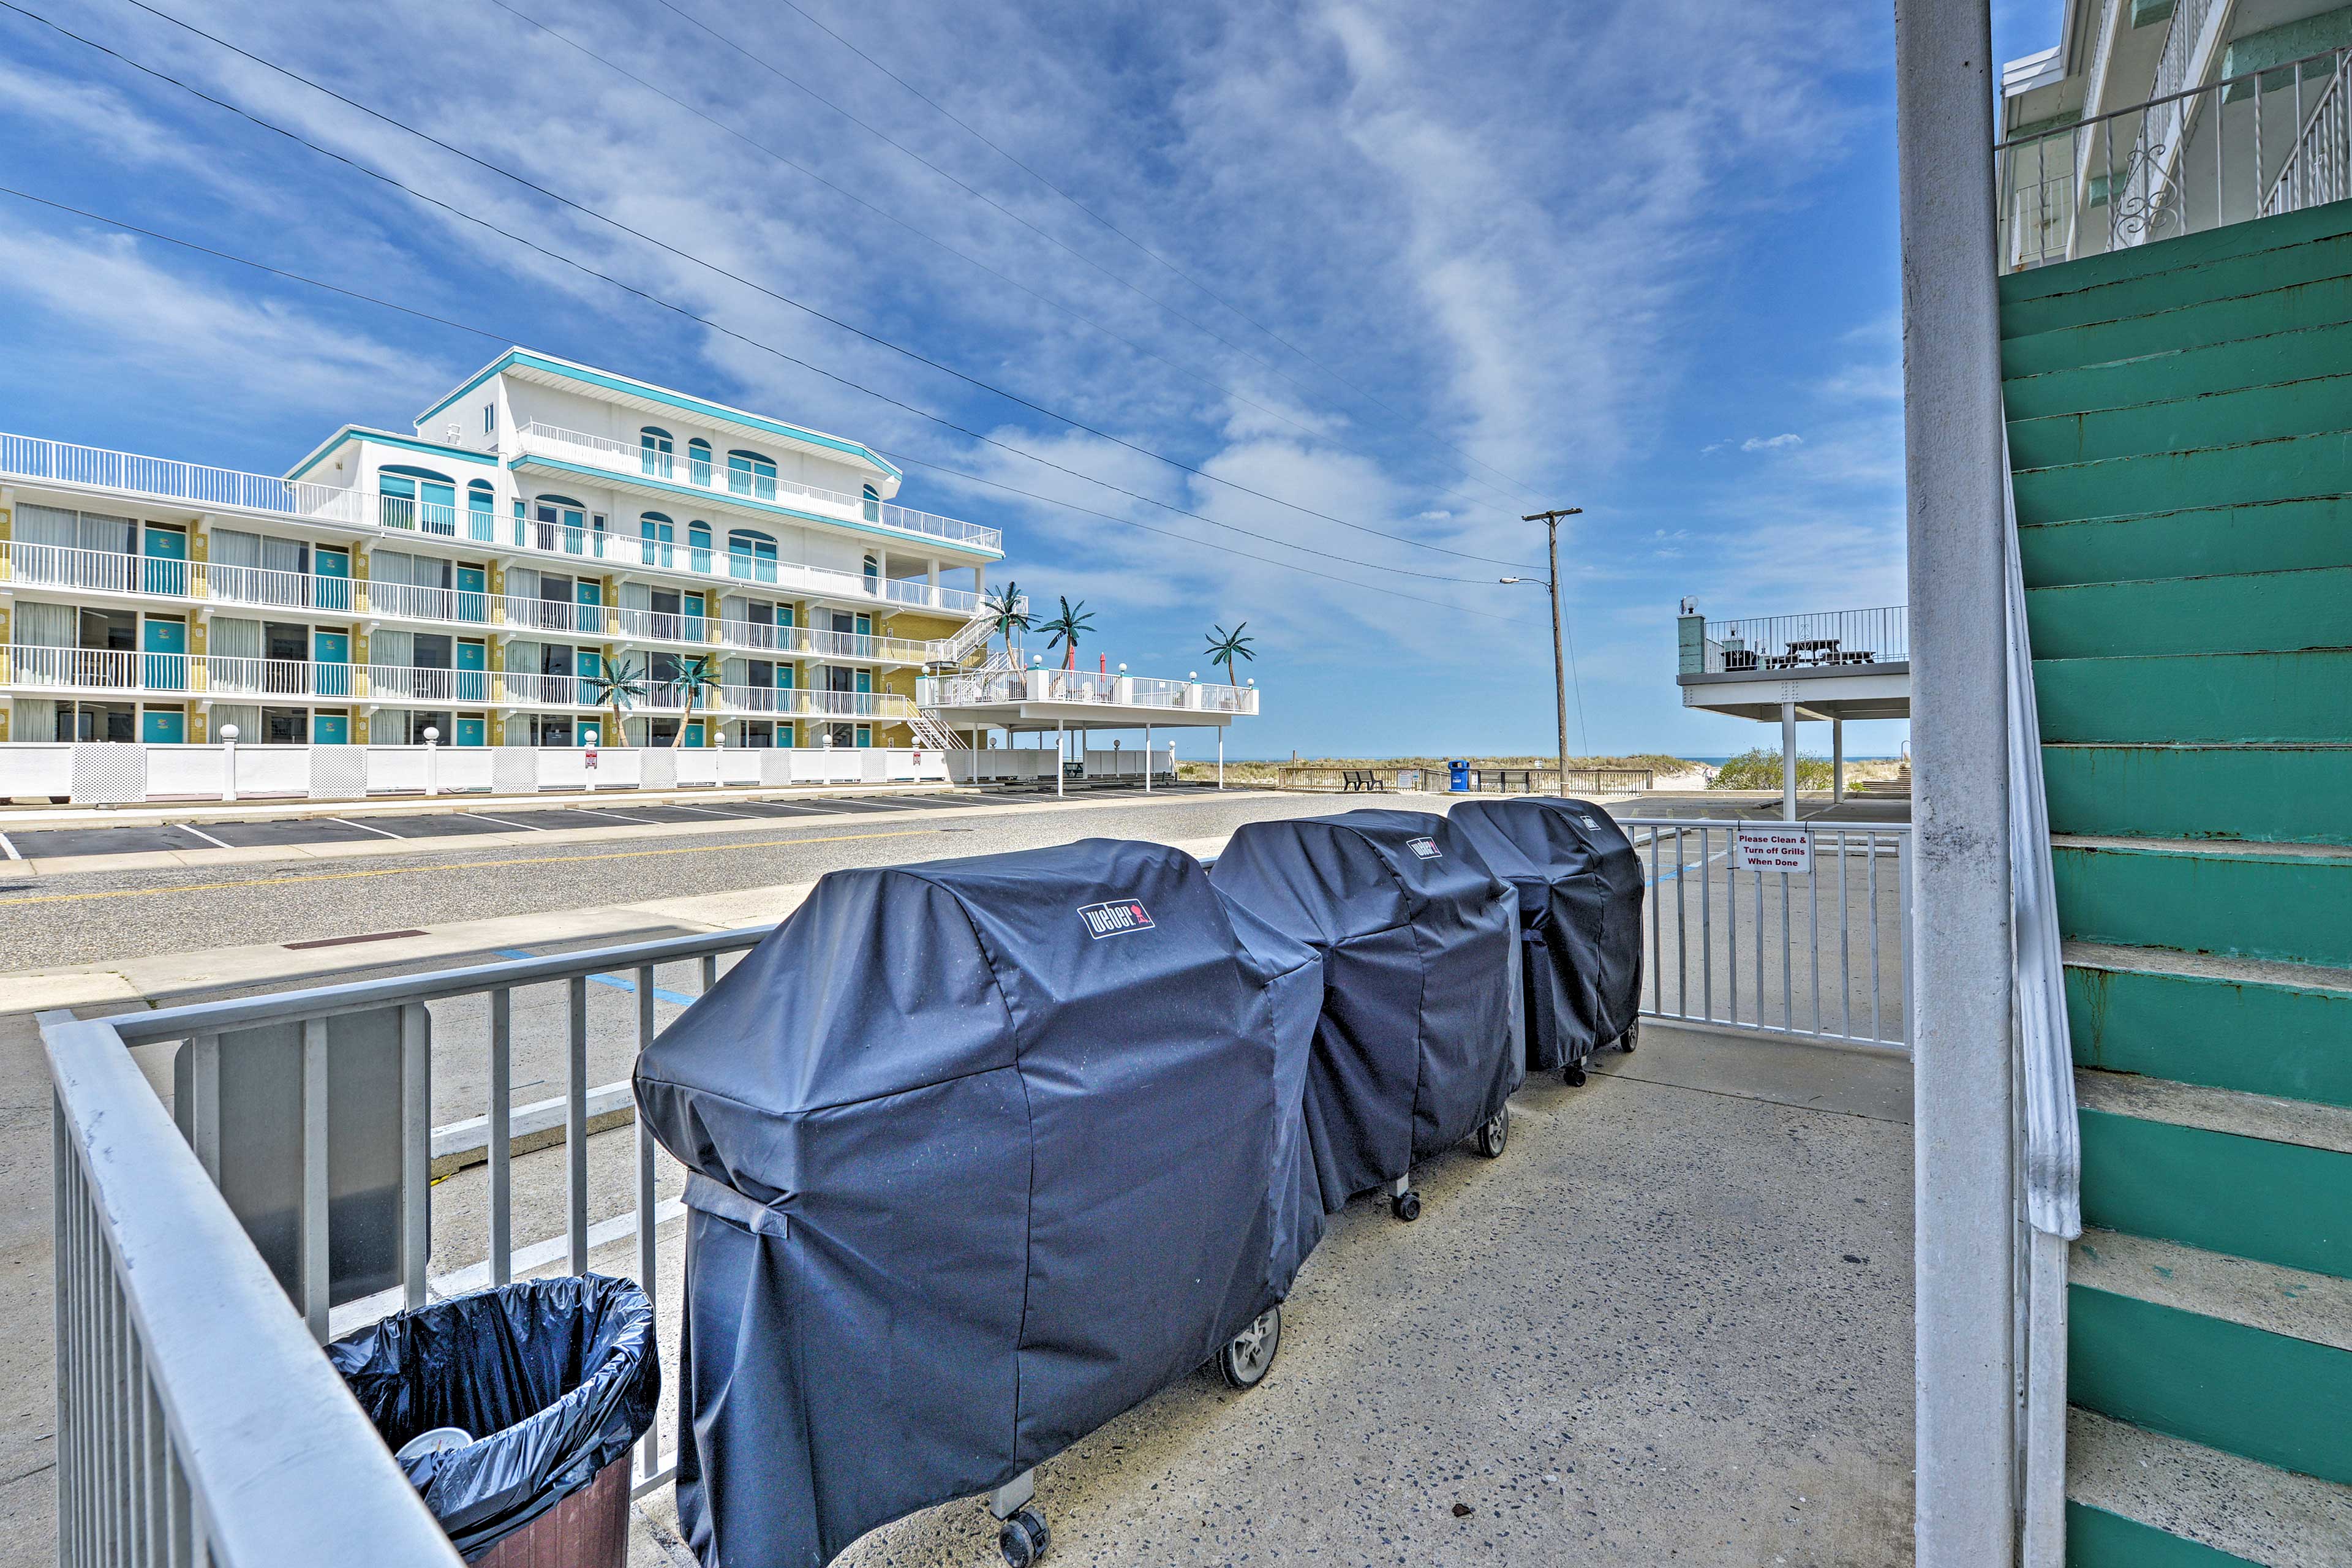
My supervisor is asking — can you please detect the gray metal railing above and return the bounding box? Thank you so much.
[1690,606,1907,676]
[47,1013,462,1568]
[1625,819,1913,1051]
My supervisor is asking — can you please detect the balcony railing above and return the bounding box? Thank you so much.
[512,421,1002,554]
[1997,46,2352,271]
[0,430,995,620]
[0,537,190,598]
[916,669,1261,714]
[1683,605,1908,676]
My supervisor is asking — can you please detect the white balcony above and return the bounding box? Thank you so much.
[511,421,1002,555]
[916,668,1260,731]
[1675,603,1910,725]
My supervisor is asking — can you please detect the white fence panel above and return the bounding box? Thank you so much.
[0,743,74,799]
[492,748,538,794]
[145,744,228,799]
[435,750,494,793]
[366,748,429,795]
[238,745,312,797]
[638,750,678,790]
[675,751,721,788]
[70,743,146,804]
[717,752,761,786]
[309,747,369,799]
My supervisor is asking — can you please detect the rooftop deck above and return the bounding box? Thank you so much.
[1676,605,1911,724]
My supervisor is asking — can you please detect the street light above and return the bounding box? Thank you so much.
[1502,500,1582,790]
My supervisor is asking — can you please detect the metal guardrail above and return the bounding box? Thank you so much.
[1691,606,1907,676]
[1997,45,2352,271]
[1624,819,1913,1051]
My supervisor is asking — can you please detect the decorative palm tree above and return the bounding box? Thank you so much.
[1042,595,1095,671]
[580,655,650,748]
[671,654,723,747]
[1204,622,1256,685]
[984,582,1031,664]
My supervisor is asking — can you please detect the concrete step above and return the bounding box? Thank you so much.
[2044,744,2352,846]
[2077,1068,2352,1281]
[2026,565,2352,660]
[2069,1223,2352,1491]
[2066,941,2352,1109]
[2000,217,2352,339]
[2006,317,2352,422]
[2010,371,2352,470]
[2012,429,2352,528]
[2035,648,2352,745]
[2052,834,2352,968]
[2018,497,2352,590]
[2066,1406,2352,1566]
[1997,194,2352,318]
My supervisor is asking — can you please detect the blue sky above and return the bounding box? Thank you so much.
[0,0,2062,760]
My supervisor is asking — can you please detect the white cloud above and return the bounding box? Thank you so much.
[1740,433,1804,451]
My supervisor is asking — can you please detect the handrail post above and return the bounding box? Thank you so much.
[1898,2,2018,1564]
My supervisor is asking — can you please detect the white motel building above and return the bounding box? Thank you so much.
[0,349,1016,754]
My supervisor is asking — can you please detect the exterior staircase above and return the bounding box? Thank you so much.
[2003,197,2352,1565]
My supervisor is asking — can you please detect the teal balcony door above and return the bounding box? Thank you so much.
[455,715,485,747]
[456,639,486,703]
[313,629,350,698]
[313,713,349,745]
[313,546,351,612]
[420,479,456,536]
[684,720,704,747]
[456,565,486,622]
[142,526,187,597]
[140,707,184,744]
[574,578,602,636]
[141,616,186,690]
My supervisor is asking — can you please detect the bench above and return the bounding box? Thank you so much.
[1472,769,1537,793]
[1341,769,1390,793]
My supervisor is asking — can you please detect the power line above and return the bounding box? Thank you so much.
[478,0,1529,532]
[102,0,1542,571]
[754,0,1550,505]
[0,181,1533,627]
[10,0,1529,582]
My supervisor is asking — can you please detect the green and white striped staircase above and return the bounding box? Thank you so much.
[2004,198,2352,1567]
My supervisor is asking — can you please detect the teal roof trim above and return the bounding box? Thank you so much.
[285,426,497,481]
[420,350,903,481]
[506,454,1003,559]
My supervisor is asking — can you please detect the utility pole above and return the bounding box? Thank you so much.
[1520,508,1581,790]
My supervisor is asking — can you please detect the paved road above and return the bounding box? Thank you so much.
[0,788,1371,971]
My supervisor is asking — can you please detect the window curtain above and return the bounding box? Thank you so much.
[505,639,538,673]
[10,698,58,741]
[369,550,412,587]
[372,629,413,669]
[208,617,262,660]
[15,505,76,551]
[11,600,75,647]
[79,511,135,555]
[209,703,260,743]
[620,581,651,612]
[721,595,750,622]
[260,535,307,575]
[374,709,410,744]
[505,566,538,601]
[209,529,262,571]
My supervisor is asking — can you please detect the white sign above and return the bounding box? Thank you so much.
[1732,823,1813,875]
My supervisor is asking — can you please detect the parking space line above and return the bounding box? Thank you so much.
[173,823,233,850]
[665,804,756,819]
[0,833,18,862]
[842,797,933,811]
[331,817,407,840]
[496,949,699,1006]
[465,814,547,831]
[567,806,660,825]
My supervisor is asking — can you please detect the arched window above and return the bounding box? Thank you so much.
[531,493,588,553]
[686,438,712,487]
[639,510,675,568]
[728,528,779,583]
[466,480,495,541]
[382,464,458,535]
[687,521,713,573]
[640,426,674,479]
[861,482,880,523]
[862,553,880,594]
[726,448,777,502]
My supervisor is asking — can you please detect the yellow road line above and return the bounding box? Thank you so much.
[0,827,944,907]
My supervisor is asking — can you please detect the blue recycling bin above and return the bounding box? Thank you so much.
[1447,760,1470,793]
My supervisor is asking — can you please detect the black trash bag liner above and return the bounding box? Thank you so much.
[1447,797,1646,1070]
[1439,804,1646,1072]
[327,1273,659,1559]
[1210,809,1523,1204]
[633,838,1329,1568]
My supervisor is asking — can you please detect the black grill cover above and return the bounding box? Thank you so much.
[1447,797,1646,1069]
[633,839,1327,1568]
[1209,809,1523,1204]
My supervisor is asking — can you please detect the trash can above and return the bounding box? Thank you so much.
[328,1274,660,1564]
[1447,796,1647,1084]
[1210,809,1523,1222]
[634,839,1328,1568]
[1447,759,1471,793]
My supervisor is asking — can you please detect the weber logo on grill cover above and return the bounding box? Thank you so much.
[1078,899,1155,938]
[1407,837,1441,860]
